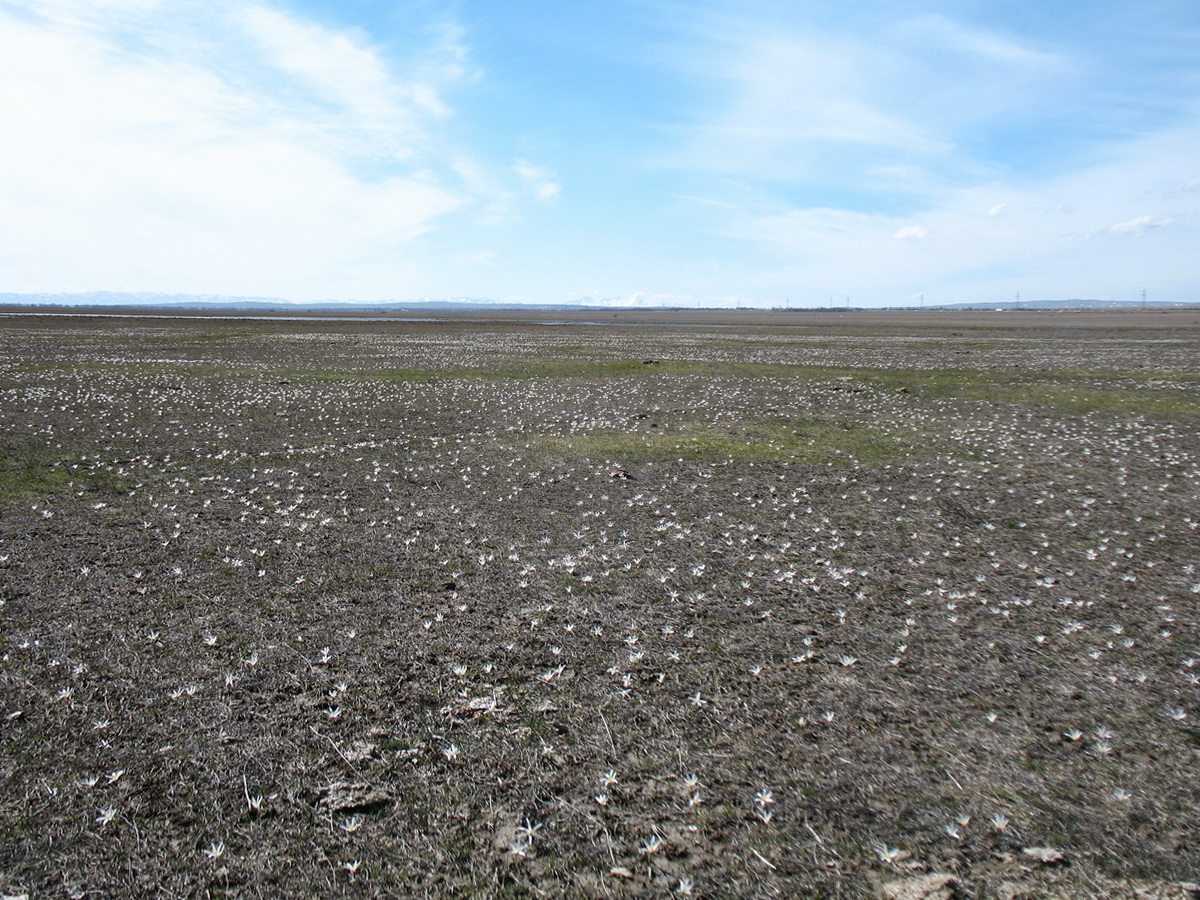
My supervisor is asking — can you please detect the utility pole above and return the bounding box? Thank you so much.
[1142,289,1147,308]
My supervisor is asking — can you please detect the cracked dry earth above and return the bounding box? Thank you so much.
[1,312,1198,898]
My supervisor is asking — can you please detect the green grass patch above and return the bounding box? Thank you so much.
[838,368,1200,419]
[526,420,904,464]
[0,439,129,501]
[0,438,76,500]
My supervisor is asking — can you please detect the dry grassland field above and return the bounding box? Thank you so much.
[1,309,1199,899]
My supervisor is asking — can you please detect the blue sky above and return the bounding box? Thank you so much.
[1,0,1197,306]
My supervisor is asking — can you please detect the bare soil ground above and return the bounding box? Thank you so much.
[1,311,1198,898]
[5,303,1200,331]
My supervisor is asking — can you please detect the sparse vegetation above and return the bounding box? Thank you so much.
[1,311,1197,898]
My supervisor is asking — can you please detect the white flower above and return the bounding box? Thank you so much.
[515,819,543,843]
[873,843,903,864]
[640,835,663,854]
[202,840,225,860]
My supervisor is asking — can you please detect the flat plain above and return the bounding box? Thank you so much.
[1,309,1198,898]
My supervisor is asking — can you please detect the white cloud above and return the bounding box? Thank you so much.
[894,14,1062,69]
[720,38,937,149]
[660,19,949,181]
[702,112,1200,302]
[0,1,488,299]
[656,6,1081,191]
[657,4,1200,304]
[1106,215,1174,236]
[465,250,502,266]
[514,160,561,204]
[615,291,700,307]
[236,6,449,126]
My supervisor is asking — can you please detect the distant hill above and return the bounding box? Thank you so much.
[930,298,1193,310]
[0,291,645,312]
[0,291,293,309]
[1,291,1195,312]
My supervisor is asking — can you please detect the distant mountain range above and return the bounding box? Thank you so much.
[0,291,514,311]
[0,291,1194,311]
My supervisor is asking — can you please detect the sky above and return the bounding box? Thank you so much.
[1,0,1198,307]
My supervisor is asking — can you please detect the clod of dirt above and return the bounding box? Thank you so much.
[1022,846,1067,865]
[342,741,380,764]
[316,781,391,813]
[1131,885,1200,900]
[995,883,1037,900]
[878,873,959,900]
